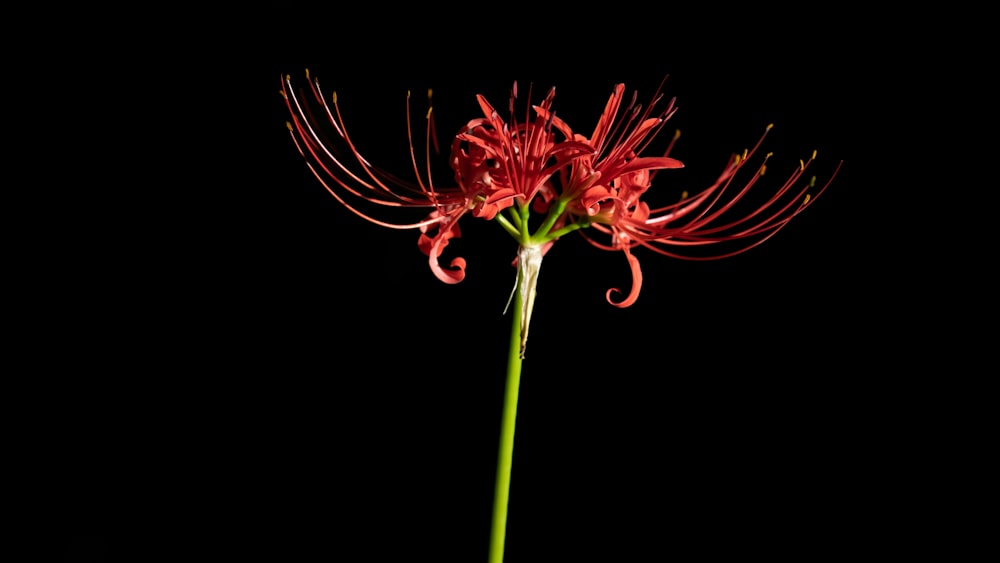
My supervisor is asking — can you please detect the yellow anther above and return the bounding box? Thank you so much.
[407,90,411,98]
[680,190,688,199]
[279,90,287,99]
[426,107,433,119]
[811,149,817,160]
[803,194,812,205]
[332,91,338,104]
[800,159,805,171]
[286,121,293,131]
[741,149,748,160]
[766,123,774,131]
[285,74,291,82]
[673,129,681,140]
[765,152,773,159]
[809,176,817,188]
[760,164,767,176]
[428,88,433,100]
[305,68,311,79]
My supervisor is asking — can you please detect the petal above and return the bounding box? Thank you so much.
[418,218,466,284]
[606,249,643,308]
[591,84,627,149]
[427,231,466,284]
[615,156,684,176]
[431,255,467,284]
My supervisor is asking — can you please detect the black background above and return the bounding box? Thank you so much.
[29,5,971,562]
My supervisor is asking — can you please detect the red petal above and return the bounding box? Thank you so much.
[606,250,642,308]
[616,156,684,176]
[431,255,467,284]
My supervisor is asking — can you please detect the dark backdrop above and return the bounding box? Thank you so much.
[35,5,951,562]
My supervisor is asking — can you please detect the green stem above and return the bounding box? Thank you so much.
[488,270,524,563]
[532,198,568,241]
[545,219,589,240]
[494,213,521,238]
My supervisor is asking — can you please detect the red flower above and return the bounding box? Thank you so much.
[282,71,476,283]
[535,81,842,307]
[449,82,594,220]
[282,72,839,309]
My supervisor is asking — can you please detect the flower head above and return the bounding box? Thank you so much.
[450,82,595,220]
[281,71,476,283]
[282,71,840,309]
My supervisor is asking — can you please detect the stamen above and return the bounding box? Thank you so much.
[427,89,440,156]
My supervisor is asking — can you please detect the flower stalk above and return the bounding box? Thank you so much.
[489,262,526,563]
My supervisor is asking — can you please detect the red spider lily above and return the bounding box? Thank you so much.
[282,71,839,310]
[531,81,842,307]
[577,126,841,307]
[450,82,594,220]
[282,72,596,284]
[281,71,476,284]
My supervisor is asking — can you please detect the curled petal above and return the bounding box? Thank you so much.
[531,183,557,213]
[431,255,467,284]
[581,185,612,212]
[426,230,466,284]
[417,212,461,255]
[485,188,517,208]
[418,217,466,284]
[606,250,643,308]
